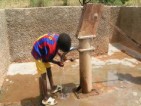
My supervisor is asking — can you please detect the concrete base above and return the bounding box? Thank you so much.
[74,88,99,99]
[0,43,141,106]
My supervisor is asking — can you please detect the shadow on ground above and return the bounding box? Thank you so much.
[117,73,141,85]
[20,82,76,106]
[21,96,43,106]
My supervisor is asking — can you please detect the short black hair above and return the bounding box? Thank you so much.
[57,33,71,52]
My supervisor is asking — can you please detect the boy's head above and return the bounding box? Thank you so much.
[57,33,71,52]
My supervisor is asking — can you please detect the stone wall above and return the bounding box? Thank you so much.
[117,7,141,49]
[4,6,121,61]
[93,6,111,55]
[0,10,10,87]
[5,7,82,62]
[0,6,141,63]
[109,6,141,53]
[109,6,121,43]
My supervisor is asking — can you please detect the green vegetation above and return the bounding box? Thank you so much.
[30,0,53,7]
[78,0,129,5]
[30,0,44,7]
[63,0,68,6]
[0,0,140,8]
[0,0,29,8]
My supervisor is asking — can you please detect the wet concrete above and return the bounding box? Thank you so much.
[0,43,141,106]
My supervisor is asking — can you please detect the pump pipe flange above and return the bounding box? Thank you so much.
[78,47,95,52]
[78,35,96,40]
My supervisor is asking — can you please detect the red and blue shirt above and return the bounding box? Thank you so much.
[31,33,59,61]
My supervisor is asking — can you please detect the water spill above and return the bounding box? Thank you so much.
[59,93,69,99]
[59,87,70,100]
[107,71,119,86]
[59,67,70,100]
[92,58,139,68]
[59,67,65,86]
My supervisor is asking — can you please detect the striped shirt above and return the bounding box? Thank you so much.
[31,33,59,62]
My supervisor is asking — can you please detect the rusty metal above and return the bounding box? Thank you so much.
[77,4,104,93]
[77,3,104,37]
[78,35,96,39]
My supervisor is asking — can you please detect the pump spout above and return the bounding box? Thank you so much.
[61,46,78,62]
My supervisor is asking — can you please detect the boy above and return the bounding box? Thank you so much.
[31,33,71,105]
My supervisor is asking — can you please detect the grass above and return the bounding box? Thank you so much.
[126,0,141,6]
[0,0,140,9]
[0,0,81,8]
[0,0,30,8]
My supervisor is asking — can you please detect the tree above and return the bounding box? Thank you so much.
[63,0,68,6]
[79,0,129,5]
[121,0,129,4]
[98,0,129,4]
[79,0,91,5]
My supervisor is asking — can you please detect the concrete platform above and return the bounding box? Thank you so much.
[0,43,141,106]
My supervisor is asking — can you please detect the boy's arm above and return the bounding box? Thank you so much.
[57,52,67,62]
[49,60,59,64]
[57,52,62,57]
[49,60,64,67]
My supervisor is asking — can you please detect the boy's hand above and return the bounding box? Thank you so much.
[57,62,64,67]
[50,60,64,67]
[61,56,67,62]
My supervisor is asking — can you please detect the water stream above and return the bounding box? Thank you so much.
[59,67,70,99]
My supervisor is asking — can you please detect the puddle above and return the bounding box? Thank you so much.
[1,43,141,106]
[92,58,139,68]
[59,87,70,100]
[58,67,71,100]
[107,71,119,86]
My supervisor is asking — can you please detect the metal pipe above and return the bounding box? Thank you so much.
[78,47,95,52]
[61,46,78,62]
[78,36,94,93]
[78,35,96,40]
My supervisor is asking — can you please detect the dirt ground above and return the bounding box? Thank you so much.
[0,43,141,106]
